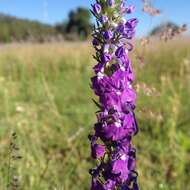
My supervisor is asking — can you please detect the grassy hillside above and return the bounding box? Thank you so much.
[0,38,189,190]
[0,14,58,43]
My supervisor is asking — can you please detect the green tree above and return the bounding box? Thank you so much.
[56,7,92,40]
[0,13,58,43]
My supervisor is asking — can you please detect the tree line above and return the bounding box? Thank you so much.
[0,7,92,43]
[0,8,182,43]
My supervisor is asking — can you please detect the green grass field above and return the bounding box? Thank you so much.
[0,38,189,190]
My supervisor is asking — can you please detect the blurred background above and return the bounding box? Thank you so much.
[0,0,189,190]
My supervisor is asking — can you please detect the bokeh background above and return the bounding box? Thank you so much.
[0,0,189,190]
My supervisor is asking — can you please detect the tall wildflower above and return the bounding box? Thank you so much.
[89,0,139,189]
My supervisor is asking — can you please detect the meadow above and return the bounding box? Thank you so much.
[0,38,189,190]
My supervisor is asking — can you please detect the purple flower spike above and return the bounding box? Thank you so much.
[90,0,139,189]
[92,3,102,14]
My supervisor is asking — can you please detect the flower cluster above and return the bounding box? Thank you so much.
[89,0,139,189]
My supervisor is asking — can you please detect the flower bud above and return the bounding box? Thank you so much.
[99,15,108,24]
[102,30,114,40]
[107,0,115,7]
[92,38,99,46]
[126,5,135,14]
[92,3,102,14]
[126,18,138,29]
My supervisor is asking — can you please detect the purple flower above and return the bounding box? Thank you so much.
[120,0,126,9]
[92,38,99,46]
[126,18,138,29]
[107,0,115,7]
[92,3,102,14]
[92,69,137,113]
[111,158,130,181]
[95,122,129,141]
[93,63,104,74]
[117,54,130,71]
[100,15,109,23]
[103,179,116,190]
[91,178,103,190]
[117,24,125,34]
[123,30,136,39]
[100,87,136,112]
[115,46,126,58]
[95,114,137,141]
[122,113,137,135]
[101,53,112,63]
[91,144,106,159]
[102,30,114,40]
[120,0,126,13]
[127,64,135,82]
[126,5,135,14]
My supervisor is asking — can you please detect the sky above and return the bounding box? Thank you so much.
[0,0,189,37]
